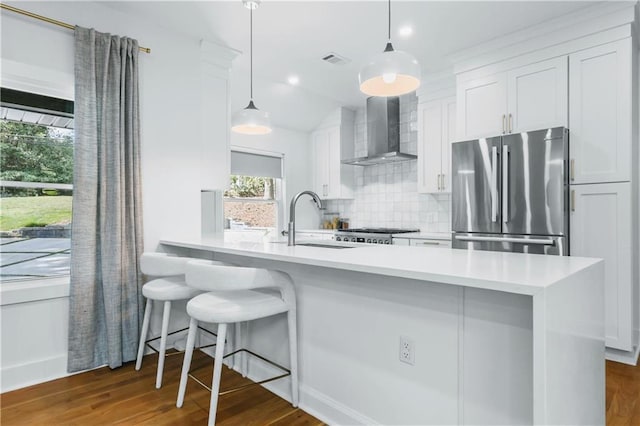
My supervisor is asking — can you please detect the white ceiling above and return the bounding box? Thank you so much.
[104,1,599,132]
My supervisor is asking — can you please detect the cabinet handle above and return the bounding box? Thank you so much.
[571,190,576,212]
[502,114,506,134]
[441,173,445,190]
[508,113,513,133]
[418,241,440,246]
[570,159,575,181]
[323,184,328,197]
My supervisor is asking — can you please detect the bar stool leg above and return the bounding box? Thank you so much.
[135,298,152,371]
[177,317,199,408]
[209,323,228,426]
[232,323,240,371]
[241,321,249,378]
[156,300,172,389]
[288,310,299,407]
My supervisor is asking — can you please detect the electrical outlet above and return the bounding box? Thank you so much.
[399,336,415,365]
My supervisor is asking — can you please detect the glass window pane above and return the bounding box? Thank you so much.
[0,119,73,282]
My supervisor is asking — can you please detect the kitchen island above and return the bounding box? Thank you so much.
[160,236,604,425]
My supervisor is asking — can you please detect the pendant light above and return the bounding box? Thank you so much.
[359,0,421,97]
[232,0,272,135]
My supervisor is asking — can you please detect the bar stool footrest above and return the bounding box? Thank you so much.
[145,326,218,355]
[188,348,291,396]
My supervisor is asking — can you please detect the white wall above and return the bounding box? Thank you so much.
[231,127,317,230]
[0,1,236,391]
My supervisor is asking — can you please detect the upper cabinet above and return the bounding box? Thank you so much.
[418,96,456,193]
[457,73,507,140]
[311,108,355,200]
[457,56,568,140]
[507,57,568,133]
[568,38,633,184]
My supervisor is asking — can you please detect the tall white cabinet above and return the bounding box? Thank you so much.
[567,38,637,353]
[418,96,456,193]
[311,108,355,200]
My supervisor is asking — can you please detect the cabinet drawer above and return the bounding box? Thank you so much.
[409,239,451,248]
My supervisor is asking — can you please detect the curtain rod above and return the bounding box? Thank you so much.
[1,3,151,54]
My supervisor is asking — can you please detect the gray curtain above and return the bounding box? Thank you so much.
[68,26,144,372]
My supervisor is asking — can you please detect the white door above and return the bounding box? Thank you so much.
[327,126,342,199]
[507,56,568,133]
[569,38,632,184]
[441,97,456,193]
[418,100,443,193]
[570,182,632,351]
[312,130,330,198]
[457,72,507,140]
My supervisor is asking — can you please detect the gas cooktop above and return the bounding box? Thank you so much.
[334,228,419,245]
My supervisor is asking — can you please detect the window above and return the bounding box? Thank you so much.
[0,88,74,283]
[224,149,284,233]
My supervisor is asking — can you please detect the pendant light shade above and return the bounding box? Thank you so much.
[231,100,272,135]
[232,0,272,135]
[359,0,421,97]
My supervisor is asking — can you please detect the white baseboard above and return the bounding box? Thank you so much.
[1,354,70,393]
[606,345,640,366]
[241,357,378,425]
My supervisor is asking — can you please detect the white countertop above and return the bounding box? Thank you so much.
[160,236,601,296]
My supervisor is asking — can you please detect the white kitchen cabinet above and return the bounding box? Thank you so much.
[570,182,633,351]
[457,56,568,139]
[311,108,355,199]
[569,38,633,184]
[392,237,452,248]
[457,73,507,140]
[296,231,333,241]
[418,97,456,193]
[409,239,452,248]
[312,131,330,197]
[507,56,568,133]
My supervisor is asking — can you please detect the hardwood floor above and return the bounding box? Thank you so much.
[606,359,640,425]
[0,350,323,425]
[1,353,638,425]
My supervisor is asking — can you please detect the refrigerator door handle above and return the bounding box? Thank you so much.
[491,146,498,222]
[502,145,509,223]
[455,235,555,246]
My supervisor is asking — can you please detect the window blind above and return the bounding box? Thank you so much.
[230,150,282,178]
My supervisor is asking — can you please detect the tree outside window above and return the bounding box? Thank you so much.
[223,175,279,229]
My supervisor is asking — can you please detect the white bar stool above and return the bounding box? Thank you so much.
[135,253,224,388]
[176,261,298,426]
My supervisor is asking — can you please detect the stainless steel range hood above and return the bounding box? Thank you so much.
[341,96,417,166]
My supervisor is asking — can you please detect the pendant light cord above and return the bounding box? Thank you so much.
[250,7,253,100]
[388,0,391,41]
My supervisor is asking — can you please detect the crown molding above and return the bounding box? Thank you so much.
[450,2,637,75]
[200,39,241,70]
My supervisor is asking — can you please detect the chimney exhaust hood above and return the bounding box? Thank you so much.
[341,96,417,166]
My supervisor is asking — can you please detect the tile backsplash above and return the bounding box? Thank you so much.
[324,93,451,233]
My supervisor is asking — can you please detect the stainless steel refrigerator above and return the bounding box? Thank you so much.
[451,127,569,255]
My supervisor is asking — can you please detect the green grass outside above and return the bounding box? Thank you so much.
[0,196,72,231]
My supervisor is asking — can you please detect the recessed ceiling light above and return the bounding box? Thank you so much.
[287,75,300,85]
[398,25,413,38]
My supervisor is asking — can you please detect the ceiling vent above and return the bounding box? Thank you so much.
[322,52,350,65]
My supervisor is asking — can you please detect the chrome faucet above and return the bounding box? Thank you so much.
[288,190,323,246]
